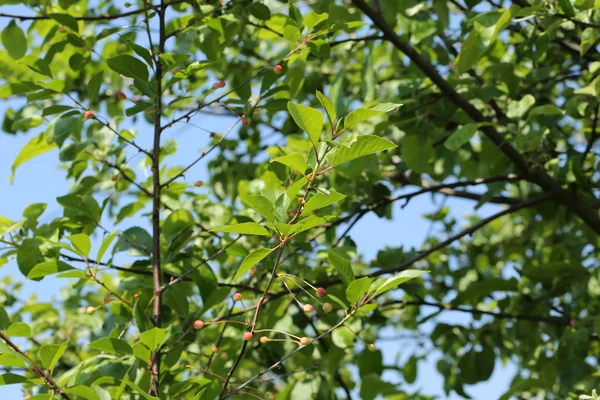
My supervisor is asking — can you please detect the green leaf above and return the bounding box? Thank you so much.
[125,101,153,117]
[97,231,118,263]
[6,322,30,337]
[331,135,397,167]
[202,287,230,312]
[0,373,27,385]
[89,338,133,355]
[507,94,536,118]
[67,234,91,257]
[291,215,333,235]
[557,0,576,16]
[50,116,80,147]
[316,90,336,126]
[48,13,78,32]
[403,356,418,384]
[344,103,401,129]
[241,195,275,222]
[455,9,511,73]
[140,328,168,352]
[133,302,153,333]
[581,27,598,56]
[287,102,324,148]
[249,3,271,20]
[305,12,328,29]
[444,123,479,151]
[39,342,68,371]
[303,190,346,214]
[163,209,194,242]
[328,250,354,286]
[235,248,273,280]
[371,270,427,297]
[402,135,434,174]
[0,307,9,330]
[528,104,564,117]
[272,152,309,173]
[27,260,75,279]
[2,20,27,60]
[127,381,159,400]
[16,238,44,278]
[106,55,149,82]
[332,326,355,348]
[346,277,372,304]
[87,72,103,101]
[211,222,270,236]
[10,133,56,183]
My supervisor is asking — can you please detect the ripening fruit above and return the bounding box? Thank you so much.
[233,292,242,301]
[194,180,203,187]
[111,174,118,181]
[241,118,249,125]
[212,80,226,89]
[83,110,94,119]
[274,64,283,74]
[316,287,327,297]
[303,304,313,313]
[300,337,310,345]
[367,344,376,352]
[220,352,229,360]
[243,332,253,341]
[322,302,333,313]
[133,293,139,299]
[124,2,131,6]
[85,306,95,315]
[103,296,111,303]
[260,336,269,344]
[46,137,54,145]
[193,320,204,329]
[117,91,126,100]
[290,210,298,216]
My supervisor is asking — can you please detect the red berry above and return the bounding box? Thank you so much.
[241,118,249,125]
[212,80,226,89]
[260,336,269,344]
[290,210,298,216]
[316,287,327,297]
[300,337,310,345]
[133,293,139,299]
[83,110,94,119]
[243,332,253,341]
[303,304,313,313]
[117,92,126,100]
[103,296,111,303]
[322,302,333,313]
[274,64,283,74]
[233,292,242,301]
[193,320,204,329]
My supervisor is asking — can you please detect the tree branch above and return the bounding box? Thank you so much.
[350,0,600,235]
[0,332,72,400]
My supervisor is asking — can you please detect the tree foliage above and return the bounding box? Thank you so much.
[0,0,599,399]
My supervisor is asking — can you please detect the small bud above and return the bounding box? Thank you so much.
[46,137,54,145]
[241,118,249,126]
[316,287,327,297]
[193,320,204,329]
[274,64,283,74]
[103,296,111,303]
[367,344,376,352]
[243,332,253,341]
[260,336,269,344]
[124,2,131,7]
[186,84,193,92]
[117,91,126,100]
[322,302,333,313]
[85,306,95,315]
[83,110,94,119]
[111,174,118,181]
[233,292,242,301]
[185,364,193,369]
[303,304,313,313]
[58,25,65,32]
[194,180,203,187]
[300,337,310,345]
